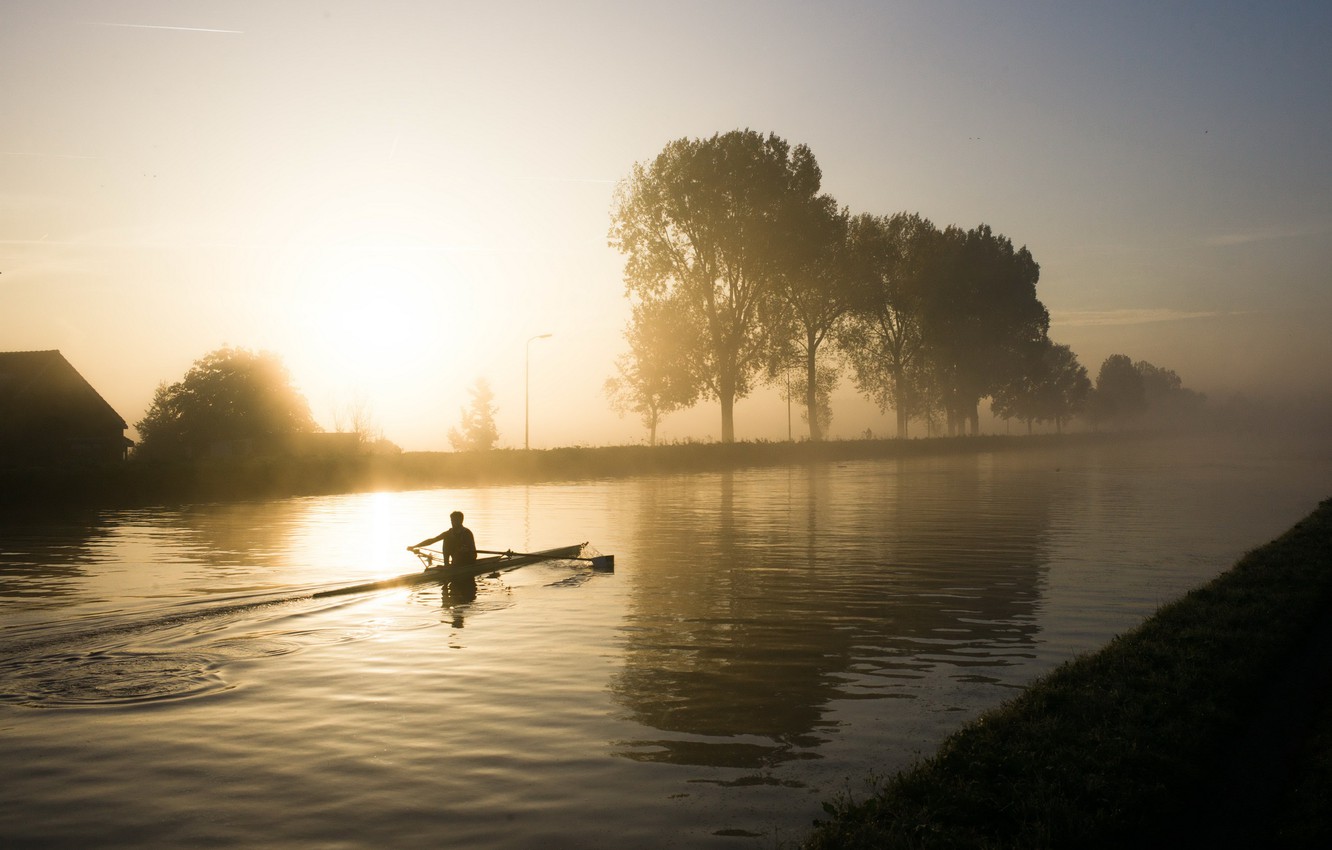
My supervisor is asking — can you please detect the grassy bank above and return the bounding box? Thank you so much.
[1,433,1101,508]
[804,497,1332,849]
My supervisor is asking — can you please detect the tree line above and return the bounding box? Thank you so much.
[605,129,1202,444]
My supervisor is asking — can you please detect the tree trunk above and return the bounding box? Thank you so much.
[719,370,736,443]
[805,345,821,441]
[893,364,910,439]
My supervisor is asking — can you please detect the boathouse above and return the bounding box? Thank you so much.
[0,350,133,467]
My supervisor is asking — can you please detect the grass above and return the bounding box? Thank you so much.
[803,497,1332,849]
[1272,695,1332,848]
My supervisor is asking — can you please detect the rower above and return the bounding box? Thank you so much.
[413,510,478,567]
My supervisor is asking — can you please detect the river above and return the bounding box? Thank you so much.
[1,434,1328,848]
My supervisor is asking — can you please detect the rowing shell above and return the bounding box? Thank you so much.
[312,543,587,599]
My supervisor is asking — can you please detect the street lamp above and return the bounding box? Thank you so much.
[525,333,552,450]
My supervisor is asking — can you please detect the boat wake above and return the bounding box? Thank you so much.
[0,588,365,708]
[0,552,612,708]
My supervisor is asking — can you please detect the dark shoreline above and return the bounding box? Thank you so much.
[1,433,1118,510]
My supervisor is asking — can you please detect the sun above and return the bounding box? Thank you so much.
[264,190,479,433]
[287,242,443,374]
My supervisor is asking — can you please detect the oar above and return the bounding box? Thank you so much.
[477,548,614,570]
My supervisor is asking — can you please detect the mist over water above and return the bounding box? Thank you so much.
[1,435,1327,848]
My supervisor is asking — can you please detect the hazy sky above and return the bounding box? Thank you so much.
[4,1,1329,449]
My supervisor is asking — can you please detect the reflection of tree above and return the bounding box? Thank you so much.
[1,501,327,613]
[610,455,1054,769]
[156,501,305,571]
[0,510,114,606]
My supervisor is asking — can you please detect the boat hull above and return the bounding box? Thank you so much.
[313,544,586,599]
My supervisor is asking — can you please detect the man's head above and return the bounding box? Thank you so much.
[450,510,464,526]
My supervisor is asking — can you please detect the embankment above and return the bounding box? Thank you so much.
[2,433,1101,508]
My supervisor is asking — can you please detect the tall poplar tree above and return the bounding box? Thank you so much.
[764,194,853,441]
[839,212,939,438]
[609,130,822,442]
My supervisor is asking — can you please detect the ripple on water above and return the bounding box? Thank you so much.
[0,650,231,707]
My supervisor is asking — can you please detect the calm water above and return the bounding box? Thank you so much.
[2,435,1328,848]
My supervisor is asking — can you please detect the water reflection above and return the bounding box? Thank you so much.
[2,438,1326,849]
[0,509,118,607]
[440,576,478,627]
[0,492,459,622]
[152,501,305,569]
[610,456,1052,768]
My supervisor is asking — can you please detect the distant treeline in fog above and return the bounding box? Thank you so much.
[606,130,1206,445]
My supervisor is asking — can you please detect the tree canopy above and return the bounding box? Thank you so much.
[1136,360,1207,424]
[920,224,1049,435]
[1088,354,1147,428]
[1087,355,1209,431]
[135,347,317,459]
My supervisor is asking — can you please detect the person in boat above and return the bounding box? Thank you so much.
[414,511,477,567]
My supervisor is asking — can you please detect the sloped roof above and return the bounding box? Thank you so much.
[0,350,129,431]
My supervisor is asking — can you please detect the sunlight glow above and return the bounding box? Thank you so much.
[267,193,475,432]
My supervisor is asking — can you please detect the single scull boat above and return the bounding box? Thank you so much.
[312,543,588,599]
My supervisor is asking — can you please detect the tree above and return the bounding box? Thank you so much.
[1136,360,1206,425]
[839,212,939,438]
[1087,354,1146,429]
[609,130,823,442]
[919,224,1049,436]
[135,347,317,459]
[332,392,380,451]
[605,296,702,445]
[1041,343,1092,433]
[448,378,499,451]
[991,340,1091,434]
[776,359,838,438]
[764,194,853,440]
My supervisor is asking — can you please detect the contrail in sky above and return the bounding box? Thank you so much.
[79,22,244,34]
[1,151,100,159]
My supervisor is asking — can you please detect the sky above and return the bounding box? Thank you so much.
[3,1,1329,449]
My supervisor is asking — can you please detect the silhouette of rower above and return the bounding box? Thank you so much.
[414,510,478,567]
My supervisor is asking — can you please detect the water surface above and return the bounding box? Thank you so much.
[1,435,1327,847]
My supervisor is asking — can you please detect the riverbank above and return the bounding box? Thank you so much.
[1,433,1110,508]
[803,497,1332,849]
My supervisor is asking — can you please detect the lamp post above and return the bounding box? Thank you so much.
[525,333,552,450]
